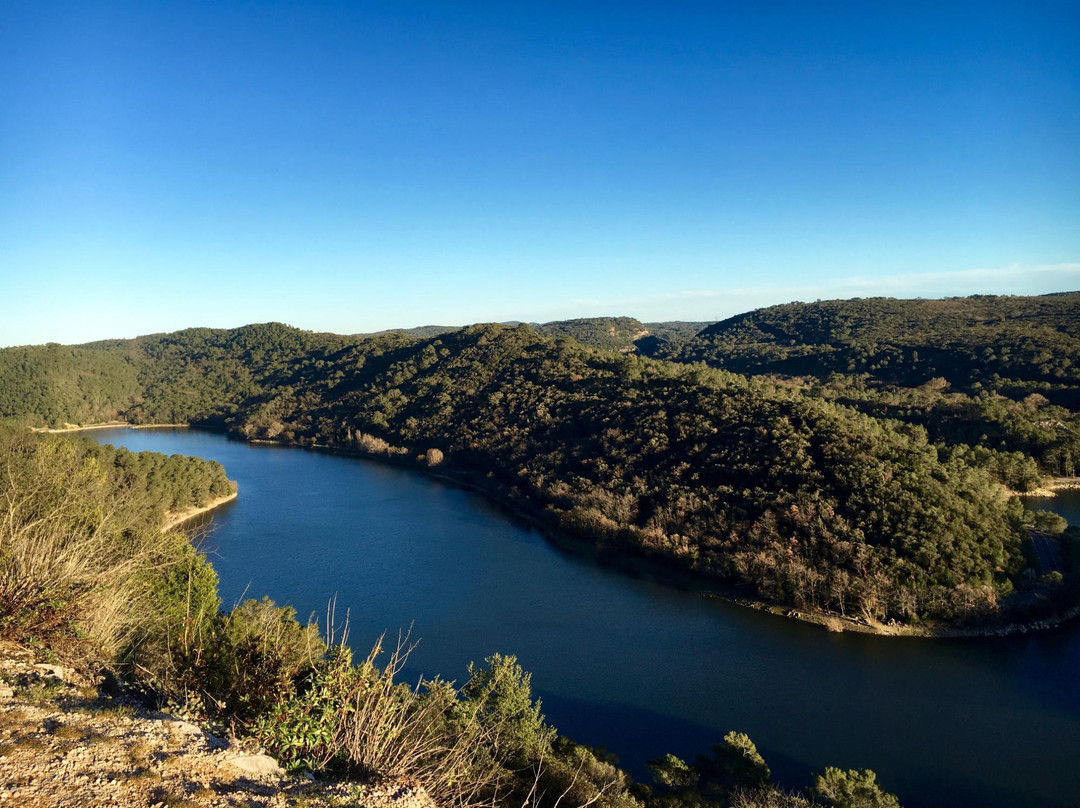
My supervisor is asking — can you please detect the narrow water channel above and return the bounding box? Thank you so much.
[89,428,1080,808]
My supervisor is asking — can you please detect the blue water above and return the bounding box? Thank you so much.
[90,428,1080,808]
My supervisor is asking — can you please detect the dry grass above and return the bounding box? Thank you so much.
[0,432,176,659]
[10,735,47,753]
[822,615,846,633]
[17,680,65,705]
[128,738,153,767]
[50,721,86,740]
[98,703,137,720]
[330,632,516,808]
[0,706,28,728]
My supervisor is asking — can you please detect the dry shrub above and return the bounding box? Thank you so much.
[354,432,392,455]
[729,786,814,808]
[261,630,526,808]
[336,634,514,808]
[0,428,219,676]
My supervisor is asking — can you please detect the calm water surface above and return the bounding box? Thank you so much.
[91,428,1080,808]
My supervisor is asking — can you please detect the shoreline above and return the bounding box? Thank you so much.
[71,423,1080,639]
[1015,477,1080,498]
[161,491,239,532]
[32,422,190,434]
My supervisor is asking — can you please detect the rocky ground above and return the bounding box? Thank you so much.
[0,644,433,808]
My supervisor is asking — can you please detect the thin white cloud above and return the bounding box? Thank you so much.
[552,262,1080,322]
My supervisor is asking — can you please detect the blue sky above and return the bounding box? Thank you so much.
[1,1,1078,346]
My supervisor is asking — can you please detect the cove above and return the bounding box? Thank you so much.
[89,428,1080,808]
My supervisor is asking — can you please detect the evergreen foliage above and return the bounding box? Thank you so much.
[222,323,1026,623]
[675,294,1080,400]
[669,294,1080,477]
[537,317,651,353]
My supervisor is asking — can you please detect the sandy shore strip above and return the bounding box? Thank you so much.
[161,491,239,532]
[31,422,190,433]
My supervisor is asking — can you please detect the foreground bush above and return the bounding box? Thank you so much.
[258,635,642,808]
[137,593,324,724]
[261,636,523,807]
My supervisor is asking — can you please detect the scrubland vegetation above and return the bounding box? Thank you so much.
[670,294,1080,479]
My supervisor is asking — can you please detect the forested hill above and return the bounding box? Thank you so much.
[664,294,1080,479]
[535,317,650,352]
[673,294,1080,406]
[0,321,1039,625]
[0,323,348,427]
[533,317,713,354]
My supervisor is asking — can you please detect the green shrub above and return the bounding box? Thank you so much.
[646,731,772,808]
[214,597,325,721]
[1032,510,1068,535]
[148,595,324,723]
[121,533,221,690]
[811,768,900,808]
[259,647,357,772]
[461,653,554,770]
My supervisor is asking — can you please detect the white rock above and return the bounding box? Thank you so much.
[33,664,64,681]
[223,754,284,778]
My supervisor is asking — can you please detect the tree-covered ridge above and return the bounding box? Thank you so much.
[636,321,715,357]
[666,295,1080,479]
[673,294,1080,406]
[799,376,1080,482]
[0,344,140,427]
[225,324,1026,623]
[0,323,348,428]
[79,437,235,516]
[536,317,651,353]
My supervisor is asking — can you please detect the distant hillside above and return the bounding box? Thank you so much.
[644,321,713,342]
[0,344,140,427]
[536,317,650,352]
[355,319,712,356]
[636,321,713,356]
[675,294,1080,406]
[360,325,460,339]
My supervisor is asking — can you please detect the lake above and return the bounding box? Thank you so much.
[89,427,1080,808]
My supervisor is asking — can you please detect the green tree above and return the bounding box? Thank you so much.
[811,768,900,808]
[461,653,554,769]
